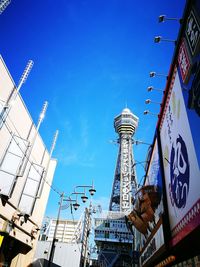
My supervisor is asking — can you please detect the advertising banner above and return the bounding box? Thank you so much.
[140,224,164,266]
[143,138,164,229]
[160,67,200,246]
[139,138,165,261]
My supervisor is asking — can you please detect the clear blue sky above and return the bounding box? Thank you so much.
[0,0,185,220]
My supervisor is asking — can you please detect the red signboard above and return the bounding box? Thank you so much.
[178,39,191,83]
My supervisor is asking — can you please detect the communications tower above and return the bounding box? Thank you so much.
[109,107,139,213]
[94,108,139,267]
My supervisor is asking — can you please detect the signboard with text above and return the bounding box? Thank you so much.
[160,67,200,247]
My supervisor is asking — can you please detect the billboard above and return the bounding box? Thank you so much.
[160,67,200,246]
[159,1,200,247]
[139,137,165,266]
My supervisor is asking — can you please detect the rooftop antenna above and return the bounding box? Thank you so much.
[0,59,34,128]
[49,130,59,158]
[0,0,11,15]
[9,60,34,107]
[17,60,34,93]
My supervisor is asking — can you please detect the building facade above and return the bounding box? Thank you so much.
[41,218,78,243]
[126,0,200,266]
[0,56,57,267]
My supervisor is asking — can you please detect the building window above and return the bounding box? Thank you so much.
[0,134,28,197]
[18,163,44,215]
[0,100,9,129]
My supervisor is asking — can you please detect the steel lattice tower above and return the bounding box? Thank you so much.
[109,107,139,213]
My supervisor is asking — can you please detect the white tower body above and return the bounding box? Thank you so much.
[94,108,139,267]
[109,108,139,213]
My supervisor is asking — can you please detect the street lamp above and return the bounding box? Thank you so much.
[73,202,80,211]
[48,182,96,267]
[75,181,96,197]
[145,99,162,106]
[144,110,159,118]
[147,86,164,93]
[158,15,182,23]
[154,36,176,45]
[133,139,152,146]
[89,188,96,196]
[149,71,168,79]
[81,195,88,203]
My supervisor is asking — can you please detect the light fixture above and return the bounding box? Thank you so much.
[145,99,162,106]
[18,60,34,90]
[144,110,159,118]
[75,182,96,197]
[158,15,182,24]
[0,0,11,15]
[147,86,164,93]
[73,202,80,211]
[81,195,88,203]
[19,213,30,226]
[11,212,20,223]
[145,99,151,104]
[133,139,152,146]
[89,188,96,196]
[39,101,48,122]
[149,72,168,79]
[31,226,40,239]
[154,36,176,45]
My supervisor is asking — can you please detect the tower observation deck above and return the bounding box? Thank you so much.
[110,108,139,213]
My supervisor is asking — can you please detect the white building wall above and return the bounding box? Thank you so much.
[46,219,78,243]
[34,241,81,267]
[0,55,57,267]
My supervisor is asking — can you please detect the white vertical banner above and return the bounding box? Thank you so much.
[120,135,131,213]
[160,68,200,246]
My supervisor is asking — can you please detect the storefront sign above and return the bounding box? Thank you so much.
[185,10,200,55]
[160,68,200,246]
[0,235,4,248]
[178,39,191,83]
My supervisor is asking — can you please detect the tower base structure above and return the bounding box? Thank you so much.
[94,211,133,267]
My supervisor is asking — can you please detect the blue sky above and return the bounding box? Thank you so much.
[0,0,185,220]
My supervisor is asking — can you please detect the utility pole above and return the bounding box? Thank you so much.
[48,192,64,267]
[82,208,89,267]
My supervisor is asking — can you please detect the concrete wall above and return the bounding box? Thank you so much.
[34,241,81,267]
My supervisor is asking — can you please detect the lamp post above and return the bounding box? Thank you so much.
[147,86,164,93]
[47,183,96,267]
[82,203,99,267]
[133,139,152,146]
[158,15,182,23]
[75,181,96,197]
[145,99,162,106]
[48,192,64,267]
[144,110,159,118]
[154,36,176,44]
[149,71,168,79]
